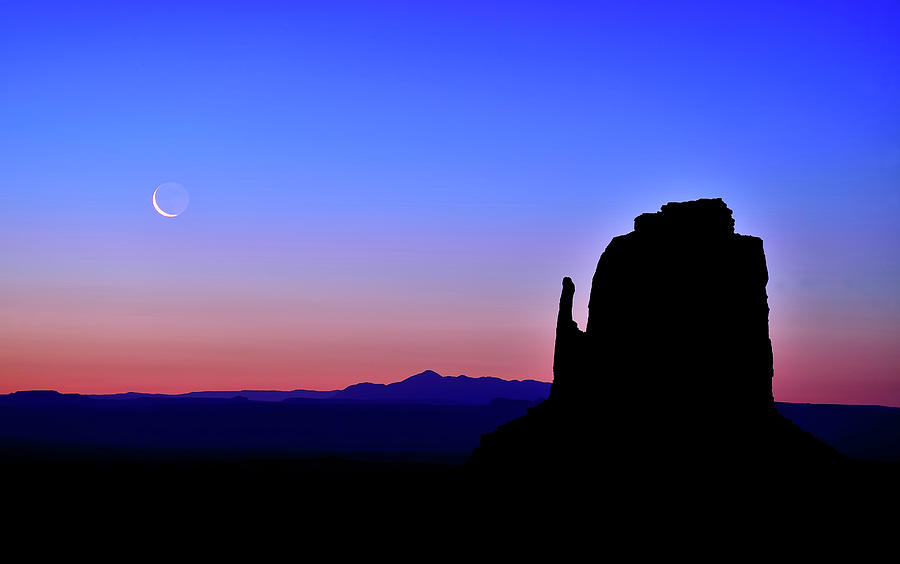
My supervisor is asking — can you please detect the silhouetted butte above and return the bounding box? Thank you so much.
[469,198,842,477]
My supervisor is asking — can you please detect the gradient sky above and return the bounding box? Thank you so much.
[1,1,898,405]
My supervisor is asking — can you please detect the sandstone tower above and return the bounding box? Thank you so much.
[470,198,840,475]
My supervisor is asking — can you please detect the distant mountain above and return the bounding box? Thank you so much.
[333,370,550,404]
[2,370,552,406]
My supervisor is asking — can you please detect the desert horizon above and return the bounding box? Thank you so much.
[5,368,900,410]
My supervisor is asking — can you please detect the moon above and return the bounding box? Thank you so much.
[152,182,189,218]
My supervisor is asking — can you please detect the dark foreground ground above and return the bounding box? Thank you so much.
[5,439,898,543]
[3,397,900,510]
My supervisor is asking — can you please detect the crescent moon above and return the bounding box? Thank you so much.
[152,186,179,218]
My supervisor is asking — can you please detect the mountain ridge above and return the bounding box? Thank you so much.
[2,370,552,406]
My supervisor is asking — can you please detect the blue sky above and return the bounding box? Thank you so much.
[1,1,898,402]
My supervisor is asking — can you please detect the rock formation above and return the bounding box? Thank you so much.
[469,198,842,477]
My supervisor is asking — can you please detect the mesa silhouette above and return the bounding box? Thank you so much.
[469,198,844,476]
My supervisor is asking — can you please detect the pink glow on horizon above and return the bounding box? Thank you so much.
[0,281,555,394]
[4,278,899,406]
[773,332,900,407]
[0,270,900,406]
[2,224,897,403]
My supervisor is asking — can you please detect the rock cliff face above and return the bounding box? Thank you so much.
[469,198,841,475]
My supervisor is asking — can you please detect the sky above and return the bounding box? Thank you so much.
[1,1,898,405]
